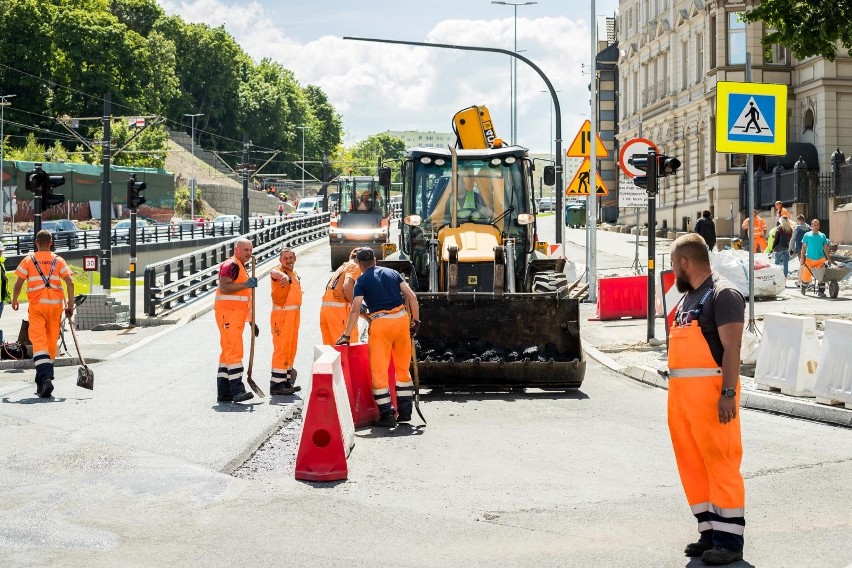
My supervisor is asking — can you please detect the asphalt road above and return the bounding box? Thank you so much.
[0,233,850,567]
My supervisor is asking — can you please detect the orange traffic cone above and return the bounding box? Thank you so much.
[294,371,349,482]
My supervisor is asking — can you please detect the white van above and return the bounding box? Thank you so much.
[295,197,320,216]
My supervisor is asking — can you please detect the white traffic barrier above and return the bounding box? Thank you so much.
[310,345,355,453]
[812,320,852,408]
[754,313,819,396]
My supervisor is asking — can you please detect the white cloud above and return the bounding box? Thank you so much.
[157,0,595,153]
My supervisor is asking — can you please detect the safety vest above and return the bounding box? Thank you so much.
[462,190,476,210]
[215,257,251,310]
[21,252,68,305]
[271,266,302,308]
[322,261,359,305]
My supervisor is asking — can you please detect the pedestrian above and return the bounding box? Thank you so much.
[269,247,302,395]
[773,201,790,224]
[799,219,833,297]
[772,216,793,278]
[10,230,75,398]
[790,214,810,285]
[668,233,746,566]
[336,248,420,427]
[214,238,258,403]
[278,203,284,220]
[0,242,10,320]
[693,210,717,251]
[319,249,361,345]
[740,209,767,253]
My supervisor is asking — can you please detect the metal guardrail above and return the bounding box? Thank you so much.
[143,213,330,317]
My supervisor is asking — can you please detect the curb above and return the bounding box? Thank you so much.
[0,356,102,370]
[583,347,852,429]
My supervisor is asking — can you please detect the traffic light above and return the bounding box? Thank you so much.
[657,155,682,178]
[127,174,146,209]
[24,169,47,194]
[628,153,651,191]
[44,174,65,208]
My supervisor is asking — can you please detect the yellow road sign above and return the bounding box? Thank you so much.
[566,158,609,195]
[716,81,788,155]
[566,119,609,158]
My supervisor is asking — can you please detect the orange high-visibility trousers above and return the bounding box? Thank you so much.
[29,302,63,380]
[271,306,300,381]
[668,319,745,549]
[800,257,826,284]
[216,306,248,381]
[319,299,349,345]
[368,307,413,415]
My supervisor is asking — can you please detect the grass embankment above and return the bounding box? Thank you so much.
[6,264,133,304]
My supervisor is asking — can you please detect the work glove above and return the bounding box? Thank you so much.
[410,319,421,337]
[253,323,260,337]
[335,334,351,346]
[245,277,258,289]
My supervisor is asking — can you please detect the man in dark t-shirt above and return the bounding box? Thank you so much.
[667,233,747,565]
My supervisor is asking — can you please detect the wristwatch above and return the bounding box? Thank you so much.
[721,388,736,398]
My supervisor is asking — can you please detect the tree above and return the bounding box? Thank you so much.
[350,133,406,169]
[7,133,47,161]
[90,120,169,169]
[109,0,164,36]
[743,1,852,61]
[305,85,343,163]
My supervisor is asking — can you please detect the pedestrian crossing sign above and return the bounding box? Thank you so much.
[716,81,787,155]
[566,157,609,196]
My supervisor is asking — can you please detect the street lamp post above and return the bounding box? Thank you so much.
[297,126,308,197]
[183,113,203,220]
[0,94,16,236]
[492,1,537,145]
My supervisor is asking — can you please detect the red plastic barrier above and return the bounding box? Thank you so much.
[294,372,348,482]
[596,275,649,320]
[335,344,378,427]
[660,270,684,343]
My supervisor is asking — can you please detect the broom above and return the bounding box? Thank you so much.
[245,254,265,398]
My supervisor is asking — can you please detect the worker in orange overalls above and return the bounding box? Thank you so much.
[214,238,257,403]
[667,233,747,566]
[336,248,420,427]
[319,248,361,345]
[741,209,767,253]
[11,230,75,398]
[269,247,302,395]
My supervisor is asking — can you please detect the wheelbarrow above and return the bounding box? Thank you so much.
[801,263,851,299]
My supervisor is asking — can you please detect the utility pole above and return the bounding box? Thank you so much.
[297,125,308,198]
[184,113,203,220]
[240,132,250,234]
[99,93,112,292]
[587,0,599,303]
[646,148,658,342]
[0,94,15,236]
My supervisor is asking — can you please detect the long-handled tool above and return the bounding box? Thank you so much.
[246,255,265,398]
[68,307,94,390]
[409,337,426,425]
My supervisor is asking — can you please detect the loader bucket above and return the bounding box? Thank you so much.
[414,293,585,390]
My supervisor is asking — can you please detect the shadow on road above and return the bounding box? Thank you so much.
[267,394,303,406]
[1,396,75,404]
[356,423,425,438]
[422,389,590,403]
[685,558,754,568]
[211,402,263,412]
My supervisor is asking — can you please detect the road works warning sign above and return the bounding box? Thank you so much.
[716,81,787,156]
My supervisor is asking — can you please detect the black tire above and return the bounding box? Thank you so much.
[829,280,839,299]
[330,247,350,270]
[531,271,570,298]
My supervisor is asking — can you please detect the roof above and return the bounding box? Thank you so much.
[405,146,529,159]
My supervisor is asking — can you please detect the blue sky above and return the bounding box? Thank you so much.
[157,0,620,152]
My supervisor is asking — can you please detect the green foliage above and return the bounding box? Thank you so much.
[7,133,47,161]
[90,120,169,169]
[743,1,852,61]
[350,134,406,169]
[173,184,202,216]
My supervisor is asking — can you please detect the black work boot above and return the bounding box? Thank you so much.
[34,377,43,396]
[685,537,714,557]
[701,547,743,565]
[229,379,254,403]
[270,381,300,396]
[373,411,397,428]
[38,379,55,398]
[217,377,233,402]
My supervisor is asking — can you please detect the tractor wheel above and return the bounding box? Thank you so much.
[531,271,570,298]
[330,248,350,270]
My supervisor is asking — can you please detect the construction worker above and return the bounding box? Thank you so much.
[269,247,302,395]
[740,209,767,253]
[773,200,790,224]
[214,238,257,403]
[667,233,746,566]
[799,218,833,297]
[11,230,75,398]
[319,248,361,345]
[336,248,420,427]
[455,183,492,221]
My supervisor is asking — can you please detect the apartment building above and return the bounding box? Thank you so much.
[384,130,455,149]
[615,0,852,237]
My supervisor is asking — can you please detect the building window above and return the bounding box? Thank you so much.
[681,41,688,90]
[696,33,704,82]
[729,154,747,170]
[709,16,717,69]
[803,108,815,131]
[728,12,746,65]
[763,28,787,65]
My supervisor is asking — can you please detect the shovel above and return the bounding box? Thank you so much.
[245,254,265,398]
[68,310,93,390]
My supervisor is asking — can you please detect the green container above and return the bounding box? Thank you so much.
[566,204,586,227]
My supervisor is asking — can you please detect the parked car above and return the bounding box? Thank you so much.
[18,219,81,253]
[210,214,241,234]
[537,197,555,212]
[295,197,320,216]
[112,218,152,243]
